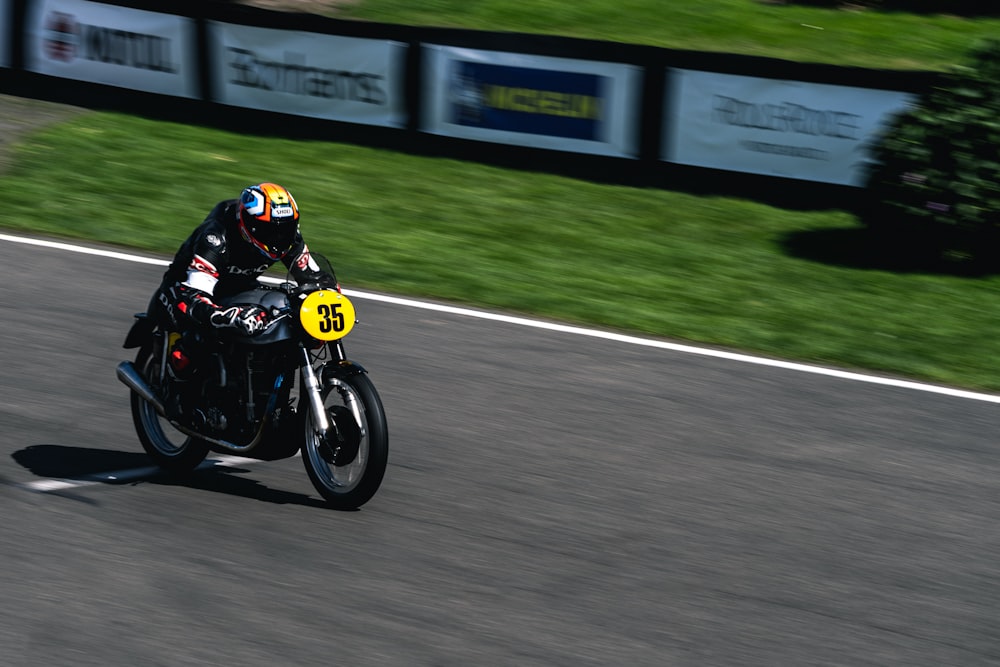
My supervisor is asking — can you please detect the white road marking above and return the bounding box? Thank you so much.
[19,455,267,494]
[3,231,998,405]
[0,233,169,265]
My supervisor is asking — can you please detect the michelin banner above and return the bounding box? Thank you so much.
[423,45,641,157]
[26,0,198,98]
[209,22,406,127]
[665,69,915,186]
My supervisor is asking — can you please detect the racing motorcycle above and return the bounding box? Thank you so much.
[115,259,388,510]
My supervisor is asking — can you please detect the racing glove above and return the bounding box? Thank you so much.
[210,305,269,336]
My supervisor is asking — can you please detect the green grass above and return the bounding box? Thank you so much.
[335,0,1000,70]
[4,111,1000,391]
[3,2,998,389]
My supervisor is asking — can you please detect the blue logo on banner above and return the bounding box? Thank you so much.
[449,61,604,141]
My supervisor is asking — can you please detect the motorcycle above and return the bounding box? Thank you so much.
[115,259,388,510]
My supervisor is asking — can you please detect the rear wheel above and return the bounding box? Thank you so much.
[131,346,210,473]
[302,372,388,510]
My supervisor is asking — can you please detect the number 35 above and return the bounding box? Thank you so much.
[316,303,344,333]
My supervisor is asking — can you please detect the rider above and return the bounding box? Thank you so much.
[154,182,338,373]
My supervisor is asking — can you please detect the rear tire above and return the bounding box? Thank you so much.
[302,373,388,510]
[131,347,210,473]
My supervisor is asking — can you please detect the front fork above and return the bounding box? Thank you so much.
[301,342,368,438]
[300,345,330,433]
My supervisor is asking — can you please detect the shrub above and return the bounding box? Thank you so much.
[862,39,1000,267]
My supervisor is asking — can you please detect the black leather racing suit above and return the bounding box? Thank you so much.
[155,199,337,329]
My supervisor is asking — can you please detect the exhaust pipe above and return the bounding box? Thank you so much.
[115,360,266,454]
[116,361,167,416]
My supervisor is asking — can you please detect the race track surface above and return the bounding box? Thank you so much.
[1,236,998,666]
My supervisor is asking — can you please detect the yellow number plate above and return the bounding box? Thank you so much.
[299,290,356,341]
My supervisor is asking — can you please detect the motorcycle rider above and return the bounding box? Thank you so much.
[154,182,338,377]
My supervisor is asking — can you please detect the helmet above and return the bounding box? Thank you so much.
[237,182,300,260]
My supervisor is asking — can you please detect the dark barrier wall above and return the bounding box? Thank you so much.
[1,0,938,208]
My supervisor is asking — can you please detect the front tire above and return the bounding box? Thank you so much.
[131,347,210,473]
[302,373,388,510]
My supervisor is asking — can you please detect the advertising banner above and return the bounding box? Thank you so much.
[209,22,406,127]
[665,69,915,186]
[25,0,198,98]
[423,45,641,157]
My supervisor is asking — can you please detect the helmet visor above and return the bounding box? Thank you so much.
[247,220,297,257]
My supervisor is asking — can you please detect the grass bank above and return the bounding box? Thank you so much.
[2,111,999,391]
[335,0,999,70]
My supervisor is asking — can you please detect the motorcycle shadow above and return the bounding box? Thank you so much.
[12,444,330,509]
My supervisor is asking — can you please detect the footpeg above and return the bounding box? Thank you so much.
[193,407,228,433]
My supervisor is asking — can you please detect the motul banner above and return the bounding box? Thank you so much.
[423,45,641,157]
[208,22,406,127]
[25,0,198,98]
[665,69,915,186]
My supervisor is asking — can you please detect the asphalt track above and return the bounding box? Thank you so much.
[1,235,998,666]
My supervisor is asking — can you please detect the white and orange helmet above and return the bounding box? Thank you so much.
[237,182,300,260]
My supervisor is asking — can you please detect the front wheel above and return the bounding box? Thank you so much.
[302,372,388,510]
[131,346,210,473]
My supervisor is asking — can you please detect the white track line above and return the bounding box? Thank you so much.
[19,455,264,493]
[4,231,999,405]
